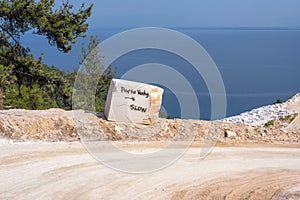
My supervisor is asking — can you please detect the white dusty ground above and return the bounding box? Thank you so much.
[1,142,300,200]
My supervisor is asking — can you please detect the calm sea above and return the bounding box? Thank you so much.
[24,28,300,119]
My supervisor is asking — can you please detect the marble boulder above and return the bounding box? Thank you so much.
[104,79,164,125]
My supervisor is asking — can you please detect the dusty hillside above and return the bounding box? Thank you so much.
[0,93,299,145]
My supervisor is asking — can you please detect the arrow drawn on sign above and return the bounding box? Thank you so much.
[125,97,135,101]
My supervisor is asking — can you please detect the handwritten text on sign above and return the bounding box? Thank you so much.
[121,86,149,113]
[121,87,149,98]
[105,79,163,124]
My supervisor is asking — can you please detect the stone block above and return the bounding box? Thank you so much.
[104,79,164,125]
[225,130,237,138]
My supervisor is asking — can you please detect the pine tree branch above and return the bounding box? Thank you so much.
[0,24,21,47]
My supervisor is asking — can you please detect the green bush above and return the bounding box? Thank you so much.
[273,98,283,104]
[264,120,275,128]
[281,113,298,123]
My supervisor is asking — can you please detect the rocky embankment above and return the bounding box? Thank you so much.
[0,109,78,142]
[223,94,299,126]
[0,93,299,145]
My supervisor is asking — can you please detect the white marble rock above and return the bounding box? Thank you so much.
[104,79,164,125]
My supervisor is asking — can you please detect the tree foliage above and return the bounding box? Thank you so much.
[0,0,94,110]
[0,0,92,53]
[74,36,116,112]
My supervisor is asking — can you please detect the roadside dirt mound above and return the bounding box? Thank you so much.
[284,93,300,132]
[0,106,299,144]
[0,109,78,142]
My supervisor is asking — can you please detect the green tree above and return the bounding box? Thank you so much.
[74,36,116,112]
[274,98,283,104]
[159,108,171,119]
[0,0,92,53]
[0,64,16,109]
[0,0,93,110]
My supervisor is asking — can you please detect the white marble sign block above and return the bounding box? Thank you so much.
[105,79,164,125]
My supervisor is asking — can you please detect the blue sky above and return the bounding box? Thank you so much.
[69,0,300,28]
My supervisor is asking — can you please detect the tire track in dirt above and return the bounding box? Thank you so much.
[171,169,300,200]
[0,147,87,167]
[1,143,300,199]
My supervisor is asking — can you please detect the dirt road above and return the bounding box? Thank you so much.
[1,142,300,199]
